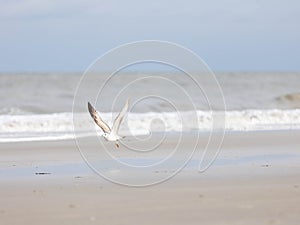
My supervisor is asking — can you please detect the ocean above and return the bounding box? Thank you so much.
[1,72,300,142]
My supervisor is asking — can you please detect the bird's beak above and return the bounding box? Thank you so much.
[115,143,119,148]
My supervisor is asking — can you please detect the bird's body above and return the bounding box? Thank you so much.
[88,99,129,148]
[102,132,121,142]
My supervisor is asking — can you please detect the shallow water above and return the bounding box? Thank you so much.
[2,153,299,180]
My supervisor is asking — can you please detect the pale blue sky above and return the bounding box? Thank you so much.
[0,0,299,72]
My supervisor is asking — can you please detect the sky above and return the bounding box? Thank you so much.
[0,0,299,72]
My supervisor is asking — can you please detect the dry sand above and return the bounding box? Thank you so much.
[0,131,300,225]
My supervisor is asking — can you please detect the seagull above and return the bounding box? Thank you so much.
[88,99,129,148]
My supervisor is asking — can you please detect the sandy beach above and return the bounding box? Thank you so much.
[1,131,300,225]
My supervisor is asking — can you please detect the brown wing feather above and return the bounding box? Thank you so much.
[88,102,111,133]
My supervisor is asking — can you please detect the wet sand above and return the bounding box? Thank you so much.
[0,131,300,224]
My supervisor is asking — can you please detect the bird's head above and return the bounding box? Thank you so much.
[102,133,109,139]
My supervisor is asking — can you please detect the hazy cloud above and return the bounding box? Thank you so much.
[0,0,299,71]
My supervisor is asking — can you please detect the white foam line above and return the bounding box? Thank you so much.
[0,109,300,142]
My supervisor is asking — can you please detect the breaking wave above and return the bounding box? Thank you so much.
[1,109,300,143]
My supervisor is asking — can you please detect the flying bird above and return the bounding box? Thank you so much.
[88,99,129,148]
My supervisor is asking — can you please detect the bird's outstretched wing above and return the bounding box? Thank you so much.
[88,102,111,134]
[111,99,129,136]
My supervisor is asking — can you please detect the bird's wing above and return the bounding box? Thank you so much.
[111,99,129,136]
[88,102,111,134]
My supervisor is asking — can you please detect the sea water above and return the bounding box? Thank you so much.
[0,72,300,142]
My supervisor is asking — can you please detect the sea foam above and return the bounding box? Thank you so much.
[1,109,300,142]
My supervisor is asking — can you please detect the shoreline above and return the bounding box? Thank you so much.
[1,130,300,177]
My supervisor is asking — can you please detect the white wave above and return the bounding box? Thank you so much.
[225,109,300,131]
[0,109,300,143]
